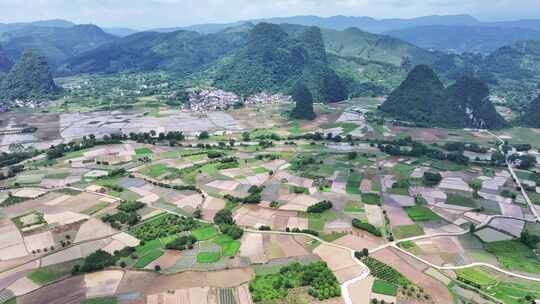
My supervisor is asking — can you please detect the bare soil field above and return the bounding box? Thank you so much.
[333,233,384,251]
[18,275,85,304]
[84,270,124,298]
[347,276,373,304]
[313,244,363,283]
[239,233,267,264]
[146,250,182,270]
[117,268,254,295]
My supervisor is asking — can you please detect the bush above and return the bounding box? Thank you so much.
[307,200,333,213]
[422,172,442,186]
[214,209,234,225]
[165,235,197,250]
[220,224,244,240]
[79,250,117,273]
[352,219,382,237]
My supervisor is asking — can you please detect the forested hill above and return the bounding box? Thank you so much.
[0,24,116,66]
[380,65,508,129]
[0,49,61,101]
[214,23,347,102]
[0,46,12,73]
[519,95,540,127]
[60,29,249,75]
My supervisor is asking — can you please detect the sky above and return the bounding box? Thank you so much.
[0,0,539,29]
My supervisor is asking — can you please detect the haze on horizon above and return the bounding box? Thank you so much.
[0,0,539,30]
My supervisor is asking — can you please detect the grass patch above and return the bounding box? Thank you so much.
[192,226,218,241]
[306,210,337,231]
[346,173,362,194]
[392,224,424,239]
[82,202,109,215]
[405,206,441,221]
[135,147,153,155]
[372,279,398,296]
[393,164,414,179]
[344,201,364,213]
[135,239,162,256]
[446,193,478,208]
[134,250,163,268]
[456,268,497,287]
[197,252,221,263]
[213,234,241,256]
[485,240,540,274]
[254,167,271,174]
[431,160,464,171]
[361,193,381,205]
[142,163,168,178]
[27,260,80,284]
[81,297,118,304]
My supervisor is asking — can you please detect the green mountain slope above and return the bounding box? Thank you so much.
[0,49,61,100]
[0,24,116,66]
[61,29,248,75]
[519,95,540,127]
[481,40,540,105]
[214,23,347,102]
[380,65,507,129]
[0,46,12,73]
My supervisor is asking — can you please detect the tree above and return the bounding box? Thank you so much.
[290,81,315,120]
[214,209,234,225]
[362,248,369,257]
[198,131,210,140]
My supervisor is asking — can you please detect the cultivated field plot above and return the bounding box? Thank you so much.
[313,244,363,283]
[372,248,453,304]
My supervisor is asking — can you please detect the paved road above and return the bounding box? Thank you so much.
[485,129,540,222]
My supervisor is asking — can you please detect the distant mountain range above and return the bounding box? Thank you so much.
[0,24,116,67]
[384,26,540,54]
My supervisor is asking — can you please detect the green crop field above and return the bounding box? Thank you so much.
[392,224,424,239]
[456,268,497,286]
[372,279,398,296]
[485,240,540,274]
[197,252,221,263]
[143,164,168,177]
[446,194,478,208]
[405,206,441,221]
[213,234,241,256]
[135,239,162,256]
[361,193,381,205]
[81,297,118,304]
[192,226,219,241]
[362,257,410,287]
[346,173,362,194]
[135,147,153,155]
[134,250,163,268]
[27,260,80,284]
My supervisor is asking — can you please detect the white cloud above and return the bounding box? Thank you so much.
[0,0,537,29]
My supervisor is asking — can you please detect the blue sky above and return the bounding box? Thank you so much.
[0,0,538,29]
